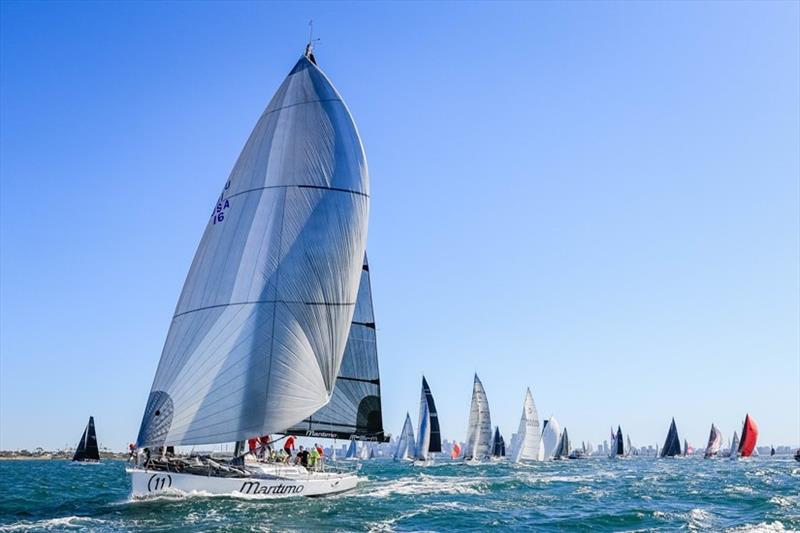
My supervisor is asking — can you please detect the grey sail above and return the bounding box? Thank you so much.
[284,255,387,442]
[553,428,570,460]
[136,52,370,448]
[660,418,682,457]
[464,374,492,461]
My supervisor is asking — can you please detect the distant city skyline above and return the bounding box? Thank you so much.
[1,2,798,451]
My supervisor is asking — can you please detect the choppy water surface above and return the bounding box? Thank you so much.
[0,457,798,531]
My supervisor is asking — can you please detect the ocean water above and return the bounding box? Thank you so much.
[0,457,797,532]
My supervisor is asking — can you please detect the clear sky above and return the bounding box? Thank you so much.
[1,1,798,452]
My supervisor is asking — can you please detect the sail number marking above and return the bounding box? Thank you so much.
[212,180,232,225]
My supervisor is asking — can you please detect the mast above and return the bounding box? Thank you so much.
[135,50,370,449]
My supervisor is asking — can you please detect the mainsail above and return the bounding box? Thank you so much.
[738,414,758,458]
[285,255,387,442]
[492,426,506,457]
[509,388,541,463]
[660,418,682,457]
[704,423,723,458]
[136,52,370,448]
[393,413,416,460]
[541,416,561,460]
[464,374,492,461]
[553,428,570,460]
[72,416,100,462]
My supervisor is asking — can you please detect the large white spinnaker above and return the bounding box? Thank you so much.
[135,52,370,449]
[394,413,416,461]
[510,388,542,462]
[541,417,561,460]
[464,374,493,461]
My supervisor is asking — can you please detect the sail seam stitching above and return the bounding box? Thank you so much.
[260,97,341,119]
[226,184,369,201]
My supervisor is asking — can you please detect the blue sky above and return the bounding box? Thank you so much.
[1,1,798,452]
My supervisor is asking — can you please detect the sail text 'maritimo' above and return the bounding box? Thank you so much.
[136,54,370,448]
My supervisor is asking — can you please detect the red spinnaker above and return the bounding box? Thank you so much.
[738,414,758,457]
[451,443,462,460]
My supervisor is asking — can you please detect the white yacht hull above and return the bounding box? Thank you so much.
[127,466,359,499]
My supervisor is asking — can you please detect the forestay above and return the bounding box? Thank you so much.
[136,54,370,448]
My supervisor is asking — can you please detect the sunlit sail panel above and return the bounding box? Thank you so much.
[136,55,370,448]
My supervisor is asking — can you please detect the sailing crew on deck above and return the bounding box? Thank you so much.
[259,435,272,459]
[295,446,310,468]
[309,446,321,470]
[283,435,296,461]
[248,438,258,456]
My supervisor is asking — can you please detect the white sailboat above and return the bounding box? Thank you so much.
[393,413,416,461]
[463,374,492,463]
[540,417,561,460]
[127,45,373,499]
[509,388,542,463]
[729,431,740,461]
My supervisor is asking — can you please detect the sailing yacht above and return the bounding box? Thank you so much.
[660,419,682,458]
[737,414,758,458]
[552,429,570,460]
[393,413,416,461]
[491,427,506,461]
[413,376,442,466]
[72,416,100,463]
[729,431,740,460]
[609,426,624,459]
[127,46,378,498]
[509,388,542,463]
[703,424,723,458]
[463,374,492,463]
[540,417,562,460]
